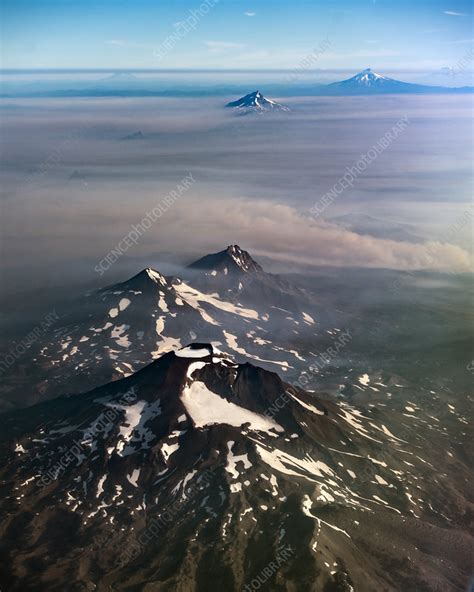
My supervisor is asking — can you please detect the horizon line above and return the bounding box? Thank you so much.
[0,67,461,75]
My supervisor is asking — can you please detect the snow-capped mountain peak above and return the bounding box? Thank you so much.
[112,266,170,293]
[353,68,388,84]
[226,90,290,112]
[245,90,267,106]
[226,244,262,272]
[144,267,167,285]
[324,67,474,94]
[188,244,263,276]
[327,68,421,94]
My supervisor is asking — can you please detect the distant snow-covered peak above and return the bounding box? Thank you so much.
[226,90,290,112]
[351,68,390,85]
[333,67,409,89]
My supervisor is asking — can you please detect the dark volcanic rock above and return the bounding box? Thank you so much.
[1,345,471,591]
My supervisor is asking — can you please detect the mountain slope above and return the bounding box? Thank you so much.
[0,252,323,410]
[1,344,471,591]
[0,267,266,407]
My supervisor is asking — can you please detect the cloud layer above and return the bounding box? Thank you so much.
[161,198,472,272]
[1,94,472,296]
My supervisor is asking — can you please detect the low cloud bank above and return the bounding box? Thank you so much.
[164,198,472,272]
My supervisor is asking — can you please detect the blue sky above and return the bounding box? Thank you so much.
[1,0,473,70]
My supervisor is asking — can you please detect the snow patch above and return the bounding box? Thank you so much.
[181,381,283,433]
[226,441,252,479]
[127,469,140,487]
[290,394,325,416]
[175,346,212,359]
